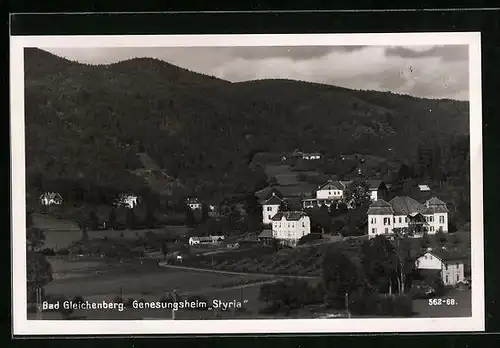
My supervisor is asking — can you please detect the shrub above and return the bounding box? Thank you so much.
[297,233,323,246]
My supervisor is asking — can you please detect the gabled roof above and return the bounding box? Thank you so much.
[426,197,447,206]
[262,194,284,206]
[303,152,321,156]
[258,229,273,239]
[419,248,468,263]
[389,196,424,215]
[317,180,346,191]
[367,199,394,215]
[366,179,383,191]
[271,211,308,221]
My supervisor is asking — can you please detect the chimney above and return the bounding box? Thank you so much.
[272,192,275,196]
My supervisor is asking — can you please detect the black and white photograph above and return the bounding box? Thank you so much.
[11,33,484,334]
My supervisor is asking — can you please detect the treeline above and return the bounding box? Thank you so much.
[25,48,469,214]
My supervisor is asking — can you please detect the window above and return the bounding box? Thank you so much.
[430,216,434,222]
[371,217,376,224]
[445,275,449,283]
[302,222,305,227]
[384,217,390,225]
[268,215,271,220]
[385,228,389,234]
[267,206,272,211]
[405,217,408,223]
[430,226,434,232]
[372,228,377,234]
[439,216,445,224]
[457,274,460,282]
[445,264,448,270]
[398,217,402,223]
[393,217,395,223]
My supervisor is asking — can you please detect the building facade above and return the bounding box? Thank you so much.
[415,249,466,286]
[261,192,285,225]
[271,211,311,247]
[367,196,449,238]
[185,198,202,210]
[39,192,63,206]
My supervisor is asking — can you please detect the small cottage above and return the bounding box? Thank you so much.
[415,248,468,286]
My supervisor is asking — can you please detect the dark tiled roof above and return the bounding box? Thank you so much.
[422,248,468,262]
[277,184,316,197]
[367,199,394,215]
[258,229,273,239]
[318,180,347,191]
[271,211,308,221]
[263,194,284,206]
[366,179,382,191]
[389,196,424,215]
[426,197,446,206]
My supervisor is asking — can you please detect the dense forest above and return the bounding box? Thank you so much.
[24,48,470,215]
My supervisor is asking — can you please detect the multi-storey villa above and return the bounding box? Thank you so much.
[261,192,285,225]
[367,196,449,238]
[271,211,311,247]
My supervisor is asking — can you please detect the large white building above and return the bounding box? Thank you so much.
[261,192,285,225]
[303,180,350,209]
[367,196,449,238]
[415,248,467,286]
[271,211,311,247]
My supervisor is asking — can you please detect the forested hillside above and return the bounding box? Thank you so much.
[24,48,470,210]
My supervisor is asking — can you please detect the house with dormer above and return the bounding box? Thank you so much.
[367,196,449,238]
[302,179,350,209]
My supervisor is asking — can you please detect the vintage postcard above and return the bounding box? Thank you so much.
[10,32,484,335]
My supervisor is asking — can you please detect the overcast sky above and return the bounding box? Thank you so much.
[41,45,469,100]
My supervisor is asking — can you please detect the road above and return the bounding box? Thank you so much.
[158,262,320,280]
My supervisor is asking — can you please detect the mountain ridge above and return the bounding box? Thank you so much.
[24,48,469,208]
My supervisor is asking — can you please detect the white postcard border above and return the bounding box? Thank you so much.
[10,32,484,335]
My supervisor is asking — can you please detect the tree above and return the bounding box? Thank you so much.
[26,251,53,302]
[361,235,397,294]
[81,228,89,242]
[126,209,137,230]
[144,204,157,228]
[420,232,431,250]
[161,241,169,261]
[343,179,370,209]
[200,203,210,224]
[87,211,99,230]
[185,206,197,227]
[436,229,447,247]
[26,212,45,252]
[322,250,367,308]
[278,201,288,213]
[108,208,117,230]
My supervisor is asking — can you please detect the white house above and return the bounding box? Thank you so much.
[271,211,311,247]
[415,248,467,286]
[39,192,63,206]
[367,196,449,238]
[114,193,138,209]
[418,184,431,192]
[303,180,350,209]
[261,192,285,225]
[188,235,225,246]
[185,198,202,210]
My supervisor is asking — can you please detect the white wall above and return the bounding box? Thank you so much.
[370,190,378,201]
[368,214,394,238]
[415,252,443,270]
[316,189,343,200]
[272,216,311,246]
[263,204,280,224]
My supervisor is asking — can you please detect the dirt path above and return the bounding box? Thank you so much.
[158,262,319,280]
